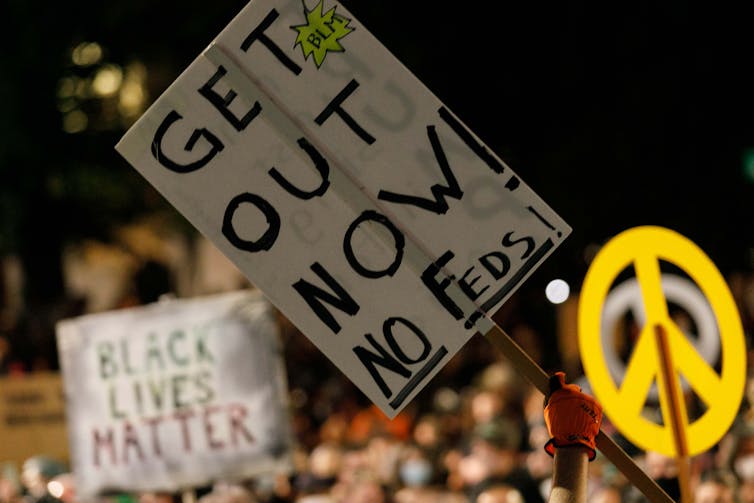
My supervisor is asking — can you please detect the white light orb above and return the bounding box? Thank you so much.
[545,279,570,304]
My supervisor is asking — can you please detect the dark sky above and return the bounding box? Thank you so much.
[2,0,753,304]
[346,2,754,282]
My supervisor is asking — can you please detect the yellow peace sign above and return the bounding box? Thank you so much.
[579,226,746,457]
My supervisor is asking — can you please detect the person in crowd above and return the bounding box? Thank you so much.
[410,414,446,463]
[45,474,75,503]
[642,450,681,501]
[0,464,23,503]
[590,484,623,503]
[19,456,67,503]
[739,475,754,503]
[457,414,543,503]
[732,426,754,503]
[362,433,404,490]
[392,443,466,503]
[693,469,738,503]
[334,474,385,503]
[475,483,524,503]
[345,404,412,446]
[136,492,173,503]
[292,442,342,501]
[198,483,257,503]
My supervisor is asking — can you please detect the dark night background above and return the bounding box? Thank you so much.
[2,0,753,323]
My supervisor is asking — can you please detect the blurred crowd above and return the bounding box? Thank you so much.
[4,349,754,503]
[0,248,753,502]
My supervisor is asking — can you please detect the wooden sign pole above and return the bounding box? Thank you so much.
[654,324,692,503]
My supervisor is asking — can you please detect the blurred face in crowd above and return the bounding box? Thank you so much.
[336,450,368,487]
[476,484,523,503]
[0,477,20,503]
[18,457,67,502]
[590,486,622,503]
[199,484,255,503]
[734,435,754,482]
[364,436,403,486]
[739,480,754,503]
[139,492,174,503]
[318,413,349,444]
[695,481,735,503]
[343,479,384,503]
[458,439,515,486]
[398,447,433,488]
[47,474,76,503]
[309,443,343,480]
[470,390,503,424]
[644,451,678,479]
[413,415,440,449]
[525,422,552,479]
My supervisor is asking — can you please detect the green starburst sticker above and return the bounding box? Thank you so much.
[291,1,354,68]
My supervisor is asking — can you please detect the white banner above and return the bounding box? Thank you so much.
[116,0,570,418]
[56,290,292,498]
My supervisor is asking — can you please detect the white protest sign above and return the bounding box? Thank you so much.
[56,290,292,498]
[116,0,570,418]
